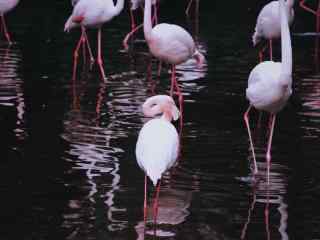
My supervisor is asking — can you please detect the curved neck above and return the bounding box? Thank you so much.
[280,0,292,78]
[112,0,125,16]
[144,0,153,41]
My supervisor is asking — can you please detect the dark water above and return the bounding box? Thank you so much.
[1,1,320,239]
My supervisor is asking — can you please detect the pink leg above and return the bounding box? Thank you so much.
[269,40,273,61]
[172,65,184,127]
[153,2,159,25]
[157,61,162,77]
[259,44,268,62]
[97,28,106,80]
[266,114,276,185]
[300,0,317,15]
[185,0,194,16]
[82,27,94,65]
[72,31,86,80]
[144,175,148,224]
[129,8,136,30]
[153,180,161,226]
[1,15,12,45]
[122,23,143,50]
[244,106,258,174]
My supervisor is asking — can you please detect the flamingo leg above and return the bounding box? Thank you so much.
[300,0,318,15]
[129,8,136,30]
[269,40,273,61]
[244,105,258,174]
[144,175,148,224]
[259,44,268,62]
[72,30,86,80]
[122,23,143,50]
[153,2,159,25]
[153,180,161,226]
[172,65,184,127]
[97,28,106,80]
[266,114,276,185]
[185,0,194,16]
[157,60,162,77]
[82,27,95,65]
[1,15,12,45]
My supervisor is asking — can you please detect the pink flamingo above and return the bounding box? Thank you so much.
[135,95,180,226]
[300,0,320,32]
[143,0,205,123]
[64,0,125,80]
[252,0,294,62]
[244,0,292,182]
[0,0,19,44]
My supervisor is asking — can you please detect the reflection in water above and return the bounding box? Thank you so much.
[0,46,25,141]
[240,161,289,240]
[135,186,193,239]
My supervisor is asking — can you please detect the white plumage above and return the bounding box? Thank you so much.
[0,0,19,15]
[136,95,179,186]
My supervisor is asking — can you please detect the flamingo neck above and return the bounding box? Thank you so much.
[144,0,153,41]
[280,0,292,86]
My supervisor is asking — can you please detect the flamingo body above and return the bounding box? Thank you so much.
[0,0,19,15]
[147,23,197,65]
[136,118,179,186]
[246,61,291,113]
[253,0,294,46]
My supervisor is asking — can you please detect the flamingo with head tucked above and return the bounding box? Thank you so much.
[65,0,125,80]
[252,0,294,62]
[136,95,180,225]
[244,0,292,182]
[143,0,205,122]
[0,0,19,44]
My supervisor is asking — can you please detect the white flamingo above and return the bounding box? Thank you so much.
[252,0,294,61]
[64,0,125,80]
[136,95,180,225]
[244,0,292,182]
[143,0,205,122]
[0,0,19,44]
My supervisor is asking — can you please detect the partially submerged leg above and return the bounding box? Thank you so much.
[244,105,258,174]
[97,28,106,80]
[266,114,276,185]
[1,15,12,44]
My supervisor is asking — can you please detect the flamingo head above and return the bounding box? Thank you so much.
[193,50,206,68]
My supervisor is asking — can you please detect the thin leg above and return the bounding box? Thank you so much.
[300,0,317,15]
[186,0,194,16]
[157,60,162,77]
[129,8,136,30]
[266,114,276,185]
[1,15,12,44]
[172,65,184,127]
[259,44,268,62]
[82,27,94,65]
[153,180,161,226]
[122,23,143,50]
[269,40,273,61]
[144,175,148,224]
[153,2,158,25]
[244,106,258,174]
[97,28,106,80]
[72,31,86,80]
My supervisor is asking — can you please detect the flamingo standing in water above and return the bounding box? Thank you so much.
[0,0,19,44]
[252,0,294,61]
[300,0,320,32]
[64,0,125,80]
[143,0,205,122]
[244,0,292,182]
[136,95,180,225]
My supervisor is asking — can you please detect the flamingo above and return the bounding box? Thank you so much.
[244,0,292,182]
[123,0,158,50]
[135,95,180,225]
[143,0,205,122]
[64,0,125,80]
[252,0,294,61]
[0,0,19,44]
[299,0,320,32]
